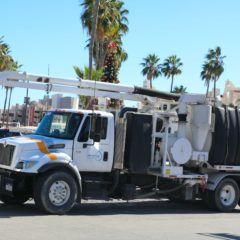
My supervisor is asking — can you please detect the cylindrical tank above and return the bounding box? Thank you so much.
[209,106,240,166]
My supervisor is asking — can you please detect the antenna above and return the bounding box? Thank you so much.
[46,64,50,111]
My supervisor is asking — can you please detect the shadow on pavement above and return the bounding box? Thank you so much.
[1,199,240,218]
[198,233,240,240]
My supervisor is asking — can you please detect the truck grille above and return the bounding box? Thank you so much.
[0,143,15,166]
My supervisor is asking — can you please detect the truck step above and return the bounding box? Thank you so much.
[83,189,109,200]
[83,179,112,185]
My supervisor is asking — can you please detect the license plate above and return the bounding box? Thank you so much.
[5,183,13,192]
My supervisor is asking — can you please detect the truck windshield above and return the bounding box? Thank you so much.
[35,112,83,139]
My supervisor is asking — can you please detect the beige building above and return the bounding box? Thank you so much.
[0,94,79,127]
[208,88,221,98]
[222,80,240,106]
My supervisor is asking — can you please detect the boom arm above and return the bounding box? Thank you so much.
[0,71,180,104]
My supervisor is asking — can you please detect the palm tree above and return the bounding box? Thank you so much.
[0,37,21,127]
[161,55,183,92]
[201,61,212,97]
[89,0,100,80]
[81,0,129,70]
[140,54,161,89]
[0,37,13,127]
[73,66,103,108]
[205,46,225,99]
[6,61,22,127]
[172,85,187,93]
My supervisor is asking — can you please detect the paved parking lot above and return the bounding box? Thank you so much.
[0,199,240,240]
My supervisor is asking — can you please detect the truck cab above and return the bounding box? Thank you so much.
[0,109,115,214]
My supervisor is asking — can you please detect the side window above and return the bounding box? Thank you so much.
[77,116,108,142]
[78,116,90,142]
[100,118,108,140]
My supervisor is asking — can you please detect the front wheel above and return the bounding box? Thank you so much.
[210,178,239,212]
[34,171,78,214]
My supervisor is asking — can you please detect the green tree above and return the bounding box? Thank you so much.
[6,61,22,127]
[89,0,100,80]
[73,65,103,108]
[201,61,212,97]
[81,0,129,70]
[0,37,21,127]
[140,54,161,89]
[172,85,187,93]
[101,43,119,83]
[205,46,225,99]
[161,55,183,92]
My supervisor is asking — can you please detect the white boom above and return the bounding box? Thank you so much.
[0,71,181,104]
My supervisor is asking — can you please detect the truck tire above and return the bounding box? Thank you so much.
[210,178,239,212]
[0,194,29,205]
[34,171,78,214]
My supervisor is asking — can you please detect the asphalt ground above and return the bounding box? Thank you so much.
[0,199,240,240]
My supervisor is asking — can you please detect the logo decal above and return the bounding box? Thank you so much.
[87,151,103,162]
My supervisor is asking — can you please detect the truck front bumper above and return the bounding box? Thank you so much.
[0,169,33,197]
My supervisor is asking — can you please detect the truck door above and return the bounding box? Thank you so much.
[73,115,114,172]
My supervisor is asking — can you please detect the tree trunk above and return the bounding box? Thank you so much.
[206,79,210,98]
[2,87,9,127]
[95,38,100,70]
[89,0,100,80]
[150,79,152,89]
[98,39,104,69]
[170,74,174,92]
[6,87,13,128]
[213,76,216,100]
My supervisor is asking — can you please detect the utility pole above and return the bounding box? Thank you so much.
[24,81,29,126]
[46,64,50,111]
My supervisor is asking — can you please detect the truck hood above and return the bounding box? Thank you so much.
[0,135,72,151]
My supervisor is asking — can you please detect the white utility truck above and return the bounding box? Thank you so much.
[0,71,240,214]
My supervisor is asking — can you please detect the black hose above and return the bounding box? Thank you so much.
[133,86,180,101]
[137,183,185,199]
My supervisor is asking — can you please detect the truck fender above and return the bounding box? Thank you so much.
[206,173,240,191]
[38,161,82,201]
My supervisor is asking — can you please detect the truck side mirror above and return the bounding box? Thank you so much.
[90,114,102,142]
[95,117,102,134]
[93,133,101,142]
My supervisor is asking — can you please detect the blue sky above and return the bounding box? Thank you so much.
[1,0,240,108]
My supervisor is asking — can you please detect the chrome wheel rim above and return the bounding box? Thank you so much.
[220,185,235,206]
[49,181,70,206]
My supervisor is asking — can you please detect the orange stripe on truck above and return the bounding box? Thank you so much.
[23,137,57,160]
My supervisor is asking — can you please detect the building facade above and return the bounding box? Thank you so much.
[0,94,79,127]
[222,80,240,106]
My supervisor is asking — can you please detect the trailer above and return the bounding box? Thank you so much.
[0,71,239,214]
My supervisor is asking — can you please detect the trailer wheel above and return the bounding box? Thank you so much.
[34,171,78,214]
[0,193,29,205]
[211,178,239,212]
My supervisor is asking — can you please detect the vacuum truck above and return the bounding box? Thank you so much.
[0,71,240,214]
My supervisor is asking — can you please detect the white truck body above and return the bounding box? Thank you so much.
[0,71,240,214]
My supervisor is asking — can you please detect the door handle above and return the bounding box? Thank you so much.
[75,150,81,153]
[103,152,108,161]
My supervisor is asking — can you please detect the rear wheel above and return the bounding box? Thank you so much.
[208,178,239,212]
[34,171,78,214]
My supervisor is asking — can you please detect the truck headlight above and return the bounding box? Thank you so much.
[15,161,38,170]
